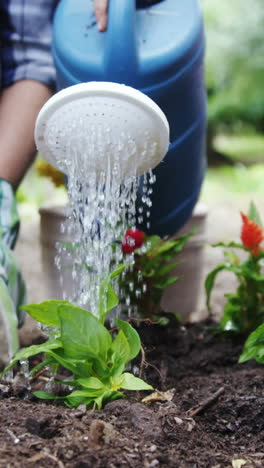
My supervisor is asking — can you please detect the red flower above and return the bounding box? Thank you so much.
[122,228,145,254]
[240,212,264,256]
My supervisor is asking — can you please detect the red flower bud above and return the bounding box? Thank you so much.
[121,228,145,254]
[240,212,264,256]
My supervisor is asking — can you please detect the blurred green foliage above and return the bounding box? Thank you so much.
[202,164,264,201]
[201,0,264,130]
[214,132,264,164]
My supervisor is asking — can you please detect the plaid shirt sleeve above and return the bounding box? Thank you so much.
[0,0,59,89]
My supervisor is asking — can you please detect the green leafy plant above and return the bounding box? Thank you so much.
[119,228,193,323]
[205,202,264,335]
[0,267,152,409]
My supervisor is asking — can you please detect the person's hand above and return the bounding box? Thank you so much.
[93,0,109,32]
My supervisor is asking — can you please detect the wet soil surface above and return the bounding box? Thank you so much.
[1,320,264,468]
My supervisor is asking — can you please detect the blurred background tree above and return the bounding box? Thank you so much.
[201,0,264,165]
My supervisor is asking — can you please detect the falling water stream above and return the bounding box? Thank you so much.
[52,124,156,316]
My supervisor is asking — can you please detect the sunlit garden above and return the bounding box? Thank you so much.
[1,0,264,466]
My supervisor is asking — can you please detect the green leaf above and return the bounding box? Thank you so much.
[64,389,124,409]
[111,330,130,364]
[205,264,228,310]
[48,349,93,377]
[109,264,128,280]
[212,241,244,249]
[144,235,160,249]
[247,323,264,346]
[93,390,124,409]
[59,304,112,360]
[64,395,94,408]
[239,347,261,363]
[248,201,262,227]
[150,240,181,257]
[22,300,70,327]
[34,391,96,409]
[239,323,264,363]
[76,376,105,390]
[155,263,179,277]
[153,276,179,289]
[120,373,153,391]
[66,388,105,398]
[33,390,100,409]
[34,391,60,400]
[98,264,128,323]
[240,264,264,282]
[115,319,141,361]
[0,339,62,378]
[146,232,192,261]
[99,281,119,323]
[218,294,243,333]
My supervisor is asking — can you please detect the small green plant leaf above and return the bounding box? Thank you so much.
[115,318,141,361]
[218,294,243,334]
[111,330,130,364]
[64,395,94,408]
[239,323,264,363]
[64,389,124,409]
[149,240,181,257]
[22,300,70,327]
[34,391,58,400]
[156,263,179,277]
[205,264,227,310]
[59,304,112,360]
[120,372,153,391]
[153,276,179,289]
[94,390,125,409]
[109,264,128,280]
[98,264,128,323]
[99,281,119,323]
[76,376,105,390]
[144,235,160,248]
[240,264,264,282]
[212,241,244,249]
[33,390,100,409]
[48,349,93,376]
[0,339,62,378]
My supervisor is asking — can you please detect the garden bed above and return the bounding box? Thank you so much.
[0,319,263,467]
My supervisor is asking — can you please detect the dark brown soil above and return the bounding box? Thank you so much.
[0,320,264,468]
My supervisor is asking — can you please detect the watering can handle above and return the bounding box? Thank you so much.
[104,0,138,83]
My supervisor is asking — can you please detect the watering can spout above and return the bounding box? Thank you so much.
[103,0,138,85]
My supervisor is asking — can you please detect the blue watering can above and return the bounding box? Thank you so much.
[52,0,207,237]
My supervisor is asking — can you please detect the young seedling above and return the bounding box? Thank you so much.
[0,266,152,409]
